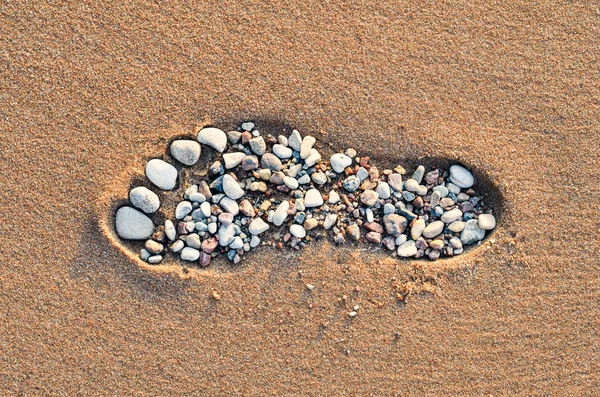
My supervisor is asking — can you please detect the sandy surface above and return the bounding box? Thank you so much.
[1,1,599,395]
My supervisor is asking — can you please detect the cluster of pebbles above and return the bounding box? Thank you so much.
[115,122,497,267]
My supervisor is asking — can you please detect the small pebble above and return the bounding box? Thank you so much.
[197,127,227,153]
[145,159,178,190]
[129,186,160,214]
[170,140,201,166]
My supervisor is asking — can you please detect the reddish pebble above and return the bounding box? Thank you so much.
[241,131,252,144]
[202,237,218,253]
[360,157,370,167]
[364,222,384,234]
[199,252,211,267]
[365,231,382,244]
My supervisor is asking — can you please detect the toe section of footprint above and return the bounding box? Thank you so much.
[114,121,499,267]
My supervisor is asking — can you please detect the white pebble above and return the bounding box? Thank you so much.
[165,220,176,241]
[170,140,201,166]
[197,127,227,153]
[129,186,160,213]
[189,192,206,203]
[290,224,306,238]
[145,159,178,190]
[175,201,193,219]
[220,197,239,216]
[397,240,417,257]
[324,214,337,229]
[283,176,299,189]
[304,148,321,167]
[304,189,324,208]
[171,240,184,253]
[222,174,245,200]
[328,190,340,204]
[115,206,154,240]
[300,136,316,159]
[200,201,211,217]
[223,152,246,169]
[272,201,290,226]
[180,247,200,261]
[449,165,474,188]
[273,144,293,159]
[330,153,352,173]
[249,218,270,235]
[478,214,496,230]
[288,130,302,151]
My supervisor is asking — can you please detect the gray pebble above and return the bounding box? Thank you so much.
[273,144,293,159]
[261,153,283,171]
[449,165,474,188]
[115,206,154,240]
[460,219,486,244]
[129,186,160,214]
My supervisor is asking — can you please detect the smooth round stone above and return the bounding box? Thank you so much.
[261,153,283,171]
[197,127,227,153]
[273,144,293,159]
[304,189,324,208]
[230,236,244,249]
[170,140,201,166]
[185,235,201,250]
[330,153,352,173]
[449,237,463,249]
[189,192,206,203]
[376,182,391,199]
[432,186,449,198]
[416,185,428,196]
[148,255,163,264]
[328,190,340,204]
[145,159,178,190]
[218,223,236,246]
[304,218,319,230]
[145,241,163,254]
[323,214,337,229]
[241,155,259,171]
[290,224,306,238]
[449,165,474,188]
[115,206,154,240]
[304,148,321,167]
[250,235,261,248]
[297,174,311,184]
[223,152,246,169]
[249,136,267,155]
[478,214,496,230]
[395,234,408,246]
[287,164,302,178]
[288,130,302,151]
[448,221,466,233]
[220,197,239,215]
[129,186,160,213]
[200,201,211,217]
[410,218,426,240]
[283,176,299,190]
[278,135,288,146]
[300,136,316,159]
[460,219,486,244]
[404,178,419,192]
[422,220,445,239]
[360,190,379,206]
[249,218,270,235]
[171,240,184,253]
[366,208,374,223]
[228,130,242,143]
[207,222,217,234]
[441,208,463,223]
[397,240,417,258]
[241,121,255,131]
[222,174,245,200]
[180,247,200,261]
[446,182,461,194]
[272,201,290,226]
[383,203,396,215]
[430,191,441,207]
[175,201,193,219]
[412,165,425,184]
[311,172,328,185]
[165,220,176,241]
[342,176,360,192]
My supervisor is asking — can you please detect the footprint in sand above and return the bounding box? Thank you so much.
[106,121,500,270]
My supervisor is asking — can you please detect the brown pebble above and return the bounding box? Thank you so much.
[413,196,424,208]
[177,222,189,235]
[241,131,252,144]
[202,237,218,253]
[199,252,211,267]
[365,231,382,244]
[359,157,370,167]
[211,291,221,300]
[364,222,384,234]
[368,166,379,182]
[145,239,164,254]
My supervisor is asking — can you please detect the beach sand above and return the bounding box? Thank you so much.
[1,1,598,395]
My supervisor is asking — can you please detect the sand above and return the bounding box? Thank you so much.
[1,1,598,395]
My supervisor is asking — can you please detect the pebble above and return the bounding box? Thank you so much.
[447,182,461,194]
[376,182,391,199]
[129,187,160,213]
[199,252,211,266]
[200,201,211,218]
[272,201,290,226]
[311,172,328,185]
[189,192,206,203]
[290,224,306,238]
[241,155,259,171]
[360,190,379,206]
[356,167,369,181]
[410,218,426,240]
[218,223,236,246]
[422,220,444,238]
[260,153,283,171]
[395,234,407,246]
[230,236,244,249]
[397,240,417,257]
[449,165,474,188]
[303,218,319,230]
[139,249,151,261]
[300,136,316,159]
[164,220,176,241]
[175,201,193,219]
[433,186,449,197]
[249,136,267,155]
[304,189,324,208]
[449,237,463,249]
[383,214,407,237]
[220,197,239,216]
[330,153,352,173]
[448,221,466,232]
[346,224,361,241]
[460,219,486,244]
[241,121,255,131]
[383,203,396,215]
[478,214,496,230]
[365,232,382,243]
[170,140,201,166]
[249,218,269,235]
[148,255,163,264]
[197,127,227,152]
[273,144,293,159]
[430,191,441,207]
[222,174,245,200]
[288,130,302,151]
[223,152,246,169]
[328,190,340,204]
[324,214,337,229]
[297,174,310,184]
[283,176,299,190]
[180,247,200,261]
[412,165,425,184]
[227,130,242,143]
[387,174,404,191]
[404,178,419,192]
[250,235,261,248]
[171,240,184,253]
[145,159,178,190]
[145,240,164,254]
[304,148,321,167]
[342,175,360,192]
[441,208,463,223]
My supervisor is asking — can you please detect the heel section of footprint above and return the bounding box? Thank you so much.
[115,122,497,267]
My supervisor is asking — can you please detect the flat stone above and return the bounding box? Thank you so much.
[283,176,299,190]
[129,186,160,213]
[423,220,445,238]
[115,206,154,240]
[189,192,206,203]
[432,186,449,197]
[249,136,267,155]
[449,165,474,188]
[360,190,379,206]
[288,130,302,151]
[222,174,245,200]
[356,167,369,181]
[223,152,246,169]
[273,144,293,159]
[249,218,270,235]
[261,153,283,171]
[410,218,426,240]
[197,127,227,152]
[304,189,324,208]
[478,214,496,230]
[171,240,184,253]
[175,201,193,219]
[165,220,176,241]
[387,174,404,191]
[330,153,352,173]
[460,219,486,244]
[170,140,201,166]
[397,240,417,257]
[300,136,316,159]
[145,159,178,190]
[447,182,461,194]
[383,214,407,237]
[272,201,290,226]
[449,237,463,249]
[441,208,463,223]
[290,224,306,238]
[148,255,163,264]
[324,214,337,229]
